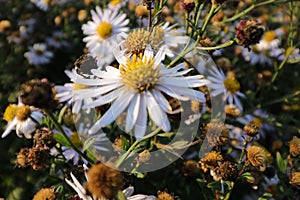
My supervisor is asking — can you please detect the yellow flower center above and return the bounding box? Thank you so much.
[16,105,32,121]
[110,0,121,6]
[263,31,276,42]
[223,76,240,94]
[3,104,19,122]
[97,22,113,39]
[73,83,89,90]
[35,49,44,56]
[252,45,261,54]
[69,132,83,148]
[120,54,161,93]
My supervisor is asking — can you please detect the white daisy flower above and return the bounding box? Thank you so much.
[24,43,54,65]
[18,18,36,38]
[65,165,156,200]
[31,0,51,11]
[108,0,127,11]
[82,6,129,66]
[75,47,207,139]
[54,69,94,114]
[45,31,69,49]
[197,61,245,111]
[240,45,273,66]
[257,30,281,51]
[2,101,44,139]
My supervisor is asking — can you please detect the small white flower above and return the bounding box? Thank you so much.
[24,43,54,65]
[31,0,51,11]
[82,6,129,66]
[197,61,245,111]
[45,31,69,49]
[2,100,44,139]
[75,47,207,139]
[55,69,94,114]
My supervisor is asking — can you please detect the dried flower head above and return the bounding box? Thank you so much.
[289,136,300,157]
[33,128,56,148]
[86,163,124,199]
[213,161,238,181]
[16,148,30,168]
[203,120,230,146]
[182,160,201,177]
[138,150,151,163]
[244,120,261,137]
[135,5,149,18]
[235,19,264,48]
[27,146,51,170]
[32,187,56,200]
[181,0,195,13]
[216,57,231,71]
[199,151,223,172]
[290,172,300,187]
[20,79,57,109]
[225,104,241,117]
[247,145,267,171]
[157,190,174,200]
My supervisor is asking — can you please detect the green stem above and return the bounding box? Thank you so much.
[200,3,217,34]
[223,0,289,23]
[196,40,235,51]
[116,128,161,168]
[43,109,94,164]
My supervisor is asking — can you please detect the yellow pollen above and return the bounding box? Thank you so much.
[97,22,113,39]
[120,54,161,92]
[70,132,83,148]
[223,76,240,94]
[3,104,19,122]
[263,31,276,42]
[110,0,121,6]
[73,83,89,90]
[43,0,51,4]
[16,105,32,121]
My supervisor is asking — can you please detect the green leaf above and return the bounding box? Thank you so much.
[157,132,175,138]
[207,181,222,190]
[276,151,287,174]
[114,190,127,200]
[53,133,72,148]
[258,193,273,200]
[122,136,130,151]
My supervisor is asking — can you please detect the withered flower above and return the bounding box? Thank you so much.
[32,187,56,200]
[235,19,264,48]
[181,0,195,13]
[157,190,175,200]
[199,151,223,172]
[247,145,267,171]
[290,172,300,187]
[182,160,201,177]
[20,78,57,109]
[213,161,238,181]
[203,120,230,146]
[138,150,151,163]
[27,146,51,170]
[33,128,56,148]
[16,148,30,168]
[86,163,124,199]
[289,136,300,157]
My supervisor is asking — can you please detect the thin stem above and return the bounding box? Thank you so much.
[116,128,161,168]
[197,40,235,51]
[43,109,94,164]
[200,3,217,35]
[271,47,294,83]
[223,0,289,23]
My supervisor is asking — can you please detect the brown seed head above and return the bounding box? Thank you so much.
[213,161,238,181]
[182,160,201,177]
[138,150,151,163]
[247,145,267,171]
[86,163,124,199]
[16,148,30,168]
[33,128,56,148]
[157,190,174,200]
[33,187,56,200]
[204,120,230,146]
[290,172,300,187]
[199,151,223,172]
[289,136,300,157]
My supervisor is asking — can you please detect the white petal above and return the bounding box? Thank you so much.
[134,94,147,140]
[125,94,140,133]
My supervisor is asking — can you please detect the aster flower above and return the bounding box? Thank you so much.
[18,18,36,38]
[75,47,206,139]
[271,47,300,62]
[52,124,109,164]
[121,22,189,59]
[197,62,245,111]
[24,43,54,66]
[55,69,94,114]
[31,0,51,11]
[82,6,129,66]
[65,164,156,200]
[2,100,44,139]
[45,31,69,49]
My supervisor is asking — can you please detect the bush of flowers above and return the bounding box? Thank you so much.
[0,0,300,199]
